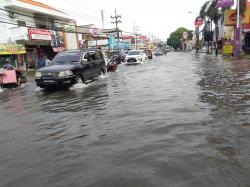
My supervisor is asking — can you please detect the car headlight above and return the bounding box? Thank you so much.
[35,72,42,78]
[58,70,73,77]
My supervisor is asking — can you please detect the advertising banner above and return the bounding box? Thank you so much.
[224,9,250,26]
[28,28,52,40]
[109,35,116,46]
[223,41,234,55]
[0,44,26,55]
[51,30,65,52]
[216,0,234,8]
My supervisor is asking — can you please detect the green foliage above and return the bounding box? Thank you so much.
[167,27,192,50]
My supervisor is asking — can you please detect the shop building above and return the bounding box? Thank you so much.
[0,0,79,68]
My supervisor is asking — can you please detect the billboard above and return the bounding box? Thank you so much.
[28,28,52,40]
[0,44,26,55]
[224,9,250,26]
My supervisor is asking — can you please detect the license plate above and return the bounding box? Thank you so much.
[43,80,55,83]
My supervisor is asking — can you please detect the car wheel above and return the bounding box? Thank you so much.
[21,77,27,84]
[75,75,84,84]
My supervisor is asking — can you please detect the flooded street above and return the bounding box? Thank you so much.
[0,52,250,187]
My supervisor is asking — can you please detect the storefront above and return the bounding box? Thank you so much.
[0,44,26,68]
[224,8,250,54]
[23,28,66,68]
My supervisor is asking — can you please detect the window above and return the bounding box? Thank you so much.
[84,53,91,62]
[96,51,104,60]
[52,51,81,64]
[90,52,97,61]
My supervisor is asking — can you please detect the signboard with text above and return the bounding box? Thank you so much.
[0,44,26,55]
[223,41,234,55]
[28,28,52,40]
[224,9,250,26]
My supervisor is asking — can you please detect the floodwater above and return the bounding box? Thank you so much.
[0,52,250,187]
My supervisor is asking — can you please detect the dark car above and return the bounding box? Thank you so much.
[35,49,106,90]
[154,50,163,56]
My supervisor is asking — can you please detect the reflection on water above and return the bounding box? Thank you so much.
[0,53,250,187]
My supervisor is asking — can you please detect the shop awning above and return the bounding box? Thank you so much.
[0,44,26,55]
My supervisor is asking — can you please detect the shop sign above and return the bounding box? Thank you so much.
[216,0,234,8]
[28,28,52,40]
[224,26,234,40]
[223,41,234,55]
[51,31,65,48]
[65,25,75,32]
[53,47,65,52]
[224,9,250,26]
[0,44,26,55]
[110,41,131,49]
[88,40,108,47]
[109,35,116,46]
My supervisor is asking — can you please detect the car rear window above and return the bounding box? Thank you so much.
[128,51,141,55]
[52,51,81,64]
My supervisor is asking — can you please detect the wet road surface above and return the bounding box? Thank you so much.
[0,52,250,187]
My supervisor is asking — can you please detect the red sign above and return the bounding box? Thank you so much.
[28,28,52,40]
[194,18,203,27]
[53,47,65,52]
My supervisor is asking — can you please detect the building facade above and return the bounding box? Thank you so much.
[0,0,79,69]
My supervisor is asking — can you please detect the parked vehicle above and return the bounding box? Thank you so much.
[35,49,106,90]
[0,69,27,89]
[154,50,164,56]
[125,50,147,65]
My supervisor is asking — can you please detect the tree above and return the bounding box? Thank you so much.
[199,0,222,56]
[199,0,247,56]
[167,27,192,50]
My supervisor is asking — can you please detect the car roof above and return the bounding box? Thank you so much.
[62,48,101,53]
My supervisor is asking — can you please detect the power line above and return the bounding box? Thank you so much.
[0,8,90,28]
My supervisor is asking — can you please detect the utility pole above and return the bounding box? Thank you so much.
[111,8,122,51]
[101,9,105,30]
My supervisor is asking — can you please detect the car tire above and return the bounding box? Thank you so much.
[75,75,84,84]
[21,77,27,84]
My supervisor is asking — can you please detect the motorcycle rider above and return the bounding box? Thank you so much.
[3,59,22,86]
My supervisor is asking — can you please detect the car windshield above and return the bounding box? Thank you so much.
[52,51,81,64]
[128,51,140,55]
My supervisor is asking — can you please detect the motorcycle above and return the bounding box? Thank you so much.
[0,69,27,89]
[106,56,118,72]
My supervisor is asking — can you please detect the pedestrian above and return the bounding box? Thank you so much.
[37,55,46,69]
[37,54,51,68]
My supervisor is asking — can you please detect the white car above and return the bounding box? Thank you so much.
[125,50,147,65]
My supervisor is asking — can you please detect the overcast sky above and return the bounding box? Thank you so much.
[37,0,208,40]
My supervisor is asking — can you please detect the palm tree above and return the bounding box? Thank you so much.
[199,0,222,56]
[199,0,247,56]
